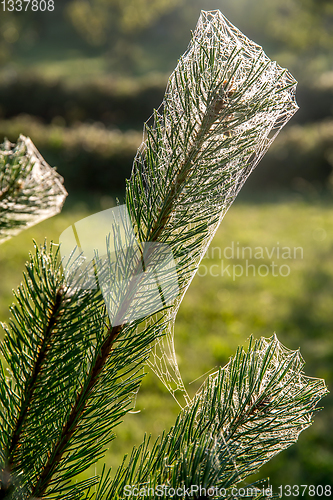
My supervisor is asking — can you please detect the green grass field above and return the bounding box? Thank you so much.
[1,195,332,492]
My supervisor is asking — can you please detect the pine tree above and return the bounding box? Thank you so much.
[0,10,328,500]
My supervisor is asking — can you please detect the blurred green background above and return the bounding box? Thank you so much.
[0,0,332,495]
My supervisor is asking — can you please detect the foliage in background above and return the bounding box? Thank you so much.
[1,0,333,194]
[66,0,186,46]
[1,0,332,75]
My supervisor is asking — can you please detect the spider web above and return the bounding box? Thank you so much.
[0,135,67,244]
[199,335,328,484]
[127,9,299,407]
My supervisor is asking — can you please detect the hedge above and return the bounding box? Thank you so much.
[0,73,167,129]
[0,115,141,193]
[247,119,333,192]
[0,72,332,129]
[0,115,332,194]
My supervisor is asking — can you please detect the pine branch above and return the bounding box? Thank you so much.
[0,243,106,494]
[126,10,299,399]
[0,242,168,499]
[7,285,66,464]
[30,322,123,497]
[29,233,178,496]
[147,78,236,243]
[0,136,67,243]
[104,336,328,499]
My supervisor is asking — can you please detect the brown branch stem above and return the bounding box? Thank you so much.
[148,93,227,242]
[31,322,122,497]
[8,288,65,467]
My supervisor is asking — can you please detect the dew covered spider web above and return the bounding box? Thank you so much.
[126,9,299,407]
[0,135,67,244]
[196,335,328,481]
